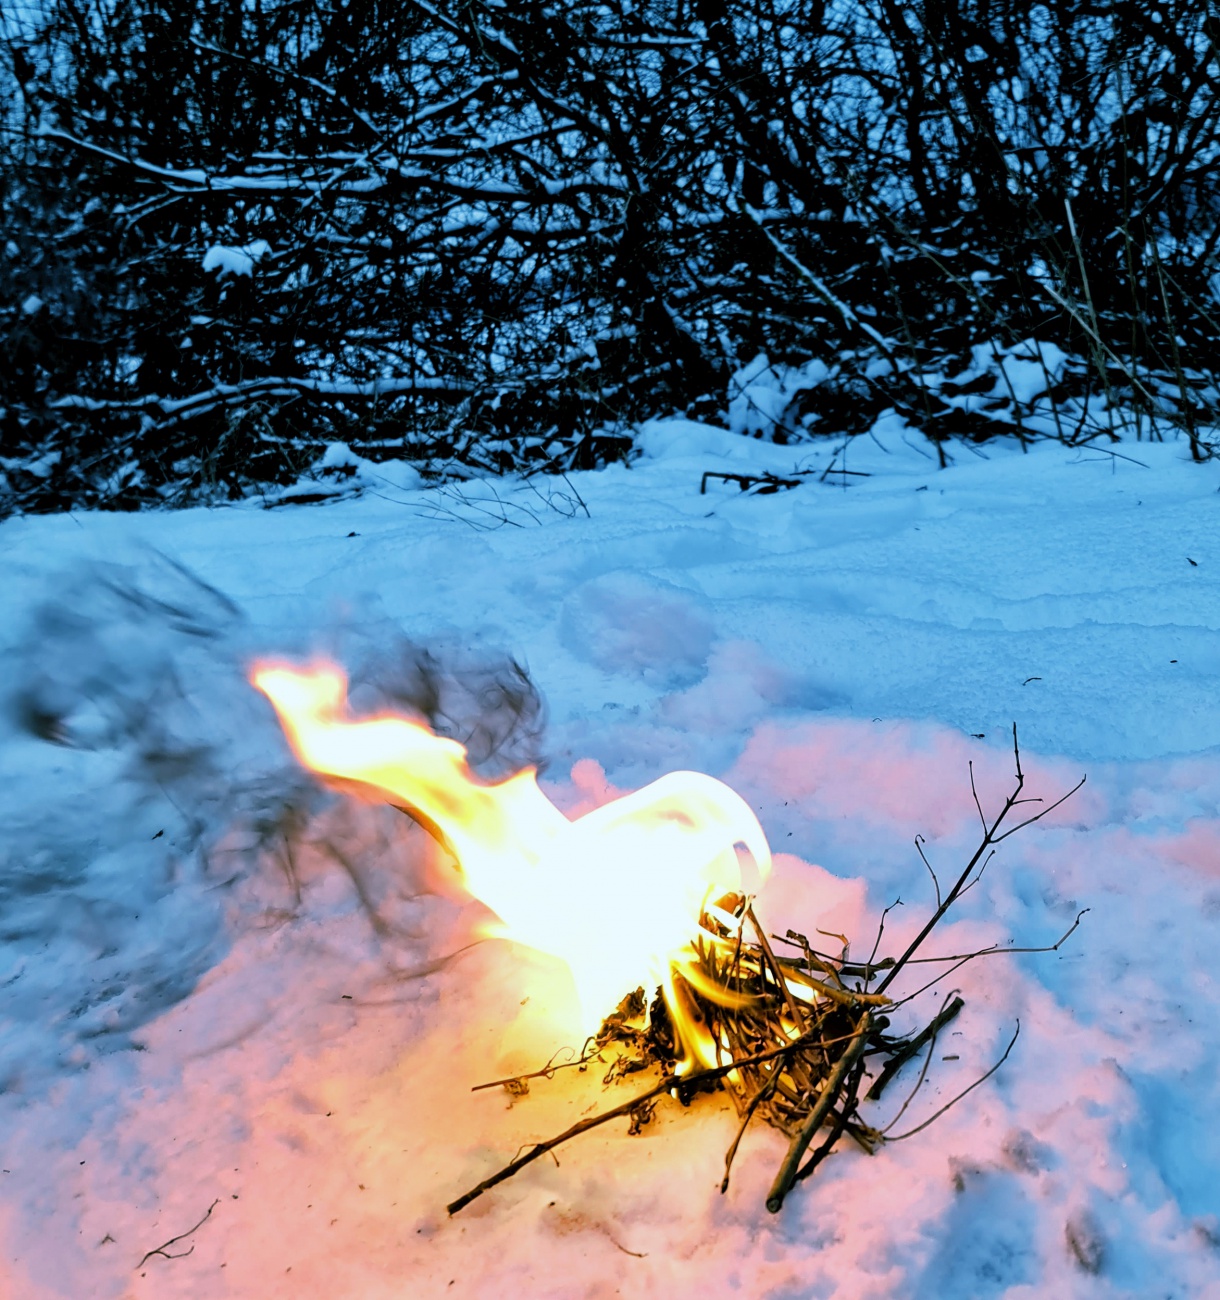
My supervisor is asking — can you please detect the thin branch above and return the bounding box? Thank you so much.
[886,1021,1020,1141]
[749,904,809,1034]
[880,992,958,1133]
[968,761,987,836]
[471,1044,595,1093]
[992,776,1086,842]
[866,897,903,974]
[866,994,965,1102]
[136,1200,220,1269]
[915,834,941,909]
[875,727,1082,996]
[794,1059,869,1185]
[449,1029,852,1216]
[720,1070,781,1194]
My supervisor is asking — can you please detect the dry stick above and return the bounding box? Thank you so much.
[795,1058,869,1185]
[884,910,1090,1013]
[471,1045,597,1093]
[765,1010,874,1214]
[798,907,1087,985]
[748,904,809,1034]
[791,975,890,1009]
[866,995,965,1102]
[777,931,852,985]
[448,1031,853,1216]
[448,1075,677,1215]
[915,834,941,909]
[878,992,958,1138]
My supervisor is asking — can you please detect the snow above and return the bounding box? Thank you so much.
[202,241,272,278]
[951,339,1070,407]
[727,353,831,439]
[1,424,1219,1297]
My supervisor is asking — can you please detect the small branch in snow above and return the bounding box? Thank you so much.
[885,1021,1021,1142]
[700,470,805,496]
[136,1199,220,1269]
[866,995,965,1102]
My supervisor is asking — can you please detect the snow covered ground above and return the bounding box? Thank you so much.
[1,423,1219,1298]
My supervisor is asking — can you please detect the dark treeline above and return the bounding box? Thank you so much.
[2,0,1218,511]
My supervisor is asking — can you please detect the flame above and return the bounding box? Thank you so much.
[252,661,772,1069]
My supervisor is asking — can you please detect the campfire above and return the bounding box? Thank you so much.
[253,660,1084,1216]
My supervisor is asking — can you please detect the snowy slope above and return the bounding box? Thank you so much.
[0,424,1218,1298]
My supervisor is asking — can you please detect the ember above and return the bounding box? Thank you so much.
[254,659,1085,1217]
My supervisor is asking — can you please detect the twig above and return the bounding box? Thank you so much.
[700,470,804,495]
[720,1070,781,1194]
[449,1032,832,1215]
[875,725,1082,996]
[866,995,965,1102]
[765,1010,873,1213]
[471,1044,596,1092]
[787,975,891,1009]
[794,1057,870,1184]
[886,1021,1021,1141]
[865,898,903,977]
[915,834,941,908]
[748,904,808,1033]
[136,1200,220,1268]
[885,911,1088,1012]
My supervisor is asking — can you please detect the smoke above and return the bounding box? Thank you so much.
[345,634,546,780]
[1,549,547,1085]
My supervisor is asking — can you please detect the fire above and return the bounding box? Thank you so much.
[252,661,773,1069]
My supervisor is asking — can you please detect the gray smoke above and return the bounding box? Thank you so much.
[1,550,546,1088]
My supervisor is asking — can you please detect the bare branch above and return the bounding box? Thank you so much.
[915,834,941,909]
[137,1200,220,1269]
[886,1022,1021,1142]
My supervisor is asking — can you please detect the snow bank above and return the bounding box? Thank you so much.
[727,352,831,440]
[0,425,1218,1296]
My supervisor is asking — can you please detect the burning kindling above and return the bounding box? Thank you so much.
[253,659,1086,1217]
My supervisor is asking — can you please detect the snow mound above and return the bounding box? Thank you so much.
[201,240,272,277]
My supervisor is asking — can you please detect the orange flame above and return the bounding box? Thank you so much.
[252,661,772,1069]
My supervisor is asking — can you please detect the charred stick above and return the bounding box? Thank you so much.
[766,1010,874,1214]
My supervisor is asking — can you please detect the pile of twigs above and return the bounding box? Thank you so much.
[448,728,1085,1217]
